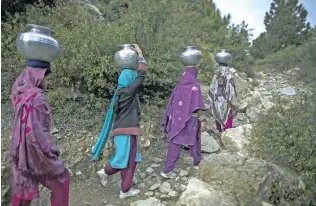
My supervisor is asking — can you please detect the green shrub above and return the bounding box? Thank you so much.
[251,93,316,204]
[253,45,303,72]
[1,0,251,105]
[298,34,316,84]
[252,32,316,85]
[244,66,256,79]
[1,0,56,21]
[243,54,256,79]
[268,179,316,205]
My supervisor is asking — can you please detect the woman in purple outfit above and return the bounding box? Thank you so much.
[161,63,206,178]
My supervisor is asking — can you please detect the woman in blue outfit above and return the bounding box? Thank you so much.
[95,44,147,199]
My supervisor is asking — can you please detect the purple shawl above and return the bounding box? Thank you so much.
[162,67,205,141]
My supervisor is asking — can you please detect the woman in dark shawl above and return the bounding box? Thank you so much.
[161,65,206,178]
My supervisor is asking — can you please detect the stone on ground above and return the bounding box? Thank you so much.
[201,132,220,153]
[146,167,155,174]
[159,182,172,194]
[179,170,189,177]
[130,197,165,206]
[221,124,252,157]
[150,183,161,191]
[176,178,233,206]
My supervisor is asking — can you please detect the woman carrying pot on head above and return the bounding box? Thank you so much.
[161,46,206,178]
[95,44,147,199]
[11,25,69,206]
[208,49,237,132]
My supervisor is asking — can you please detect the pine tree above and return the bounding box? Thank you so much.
[251,32,269,59]
[264,0,310,52]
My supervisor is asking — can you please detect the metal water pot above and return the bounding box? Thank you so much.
[114,44,138,69]
[179,46,203,66]
[16,24,60,63]
[215,49,232,64]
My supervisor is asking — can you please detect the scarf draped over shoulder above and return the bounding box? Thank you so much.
[162,67,205,142]
[208,65,237,126]
[11,67,66,177]
[92,69,139,161]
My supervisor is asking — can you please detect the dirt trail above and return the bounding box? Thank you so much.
[1,69,303,206]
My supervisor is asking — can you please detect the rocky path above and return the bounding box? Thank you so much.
[30,131,206,206]
[1,68,305,206]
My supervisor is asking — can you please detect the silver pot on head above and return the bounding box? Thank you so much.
[16,24,60,63]
[180,46,203,66]
[114,44,138,69]
[215,49,232,64]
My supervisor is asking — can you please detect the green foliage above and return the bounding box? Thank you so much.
[252,30,316,84]
[244,66,256,79]
[226,21,253,69]
[251,93,316,204]
[264,0,310,49]
[251,33,269,59]
[1,0,252,105]
[254,45,303,72]
[244,54,255,79]
[297,30,316,84]
[1,0,56,21]
[269,179,315,205]
[251,0,311,59]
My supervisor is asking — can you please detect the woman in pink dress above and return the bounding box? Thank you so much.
[10,60,70,206]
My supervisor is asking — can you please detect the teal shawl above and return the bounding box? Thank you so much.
[92,69,142,168]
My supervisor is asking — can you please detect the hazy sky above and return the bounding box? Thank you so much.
[213,0,316,40]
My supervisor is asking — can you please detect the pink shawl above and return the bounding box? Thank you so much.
[11,67,66,198]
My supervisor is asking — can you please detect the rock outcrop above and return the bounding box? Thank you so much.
[176,178,234,206]
[195,152,301,205]
[221,124,252,157]
[131,197,165,206]
[201,132,220,153]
